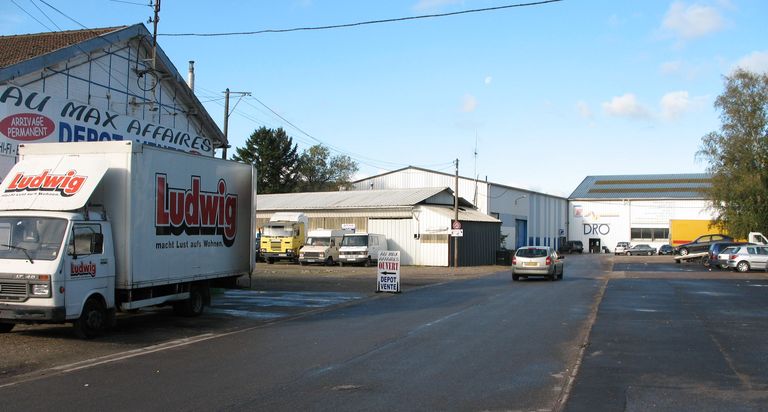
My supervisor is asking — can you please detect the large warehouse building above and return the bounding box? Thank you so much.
[568,174,714,252]
[351,166,568,251]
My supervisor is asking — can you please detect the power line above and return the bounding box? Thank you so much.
[160,0,563,37]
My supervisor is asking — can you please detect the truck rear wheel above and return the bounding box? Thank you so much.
[174,286,207,317]
[0,323,14,333]
[74,297,107,339]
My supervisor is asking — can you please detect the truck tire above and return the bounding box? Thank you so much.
[267,258,275,264]
[0,323,14,333]
[73,297,107,339]
[364,257,372,267]
[325,257,334,266]
[174,286,207,317]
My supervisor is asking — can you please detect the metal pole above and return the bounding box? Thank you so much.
[454,158,459,268]
[222,88,230,159]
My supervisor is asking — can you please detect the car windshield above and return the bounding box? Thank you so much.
[342,236,368,247]
[516,248,548,258]
[0,217,68,261]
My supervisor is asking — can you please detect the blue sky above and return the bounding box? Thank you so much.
[2,0,767,196]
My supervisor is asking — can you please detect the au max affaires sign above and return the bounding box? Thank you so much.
[0,85,215,157]
[376,250,400,293]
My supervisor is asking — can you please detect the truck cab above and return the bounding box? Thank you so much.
[260,212,308,264]
[298,229,349,266]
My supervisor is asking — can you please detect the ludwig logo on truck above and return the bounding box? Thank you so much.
[155,174,238,247]
[4,169,86,197]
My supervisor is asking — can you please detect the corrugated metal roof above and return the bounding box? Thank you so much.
[569,174,711,200]
[426,206,501,223]
[257,187,475,210]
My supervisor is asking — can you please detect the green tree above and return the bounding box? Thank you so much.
[232,126,299,194]
[698,69,768,237]
[297,145,359,192]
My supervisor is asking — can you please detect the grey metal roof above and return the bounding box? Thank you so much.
[569,174,711,200]
[257,187,476,211]
[426,206,501,223]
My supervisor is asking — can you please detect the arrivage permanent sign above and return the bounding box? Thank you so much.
[0,85,215,158]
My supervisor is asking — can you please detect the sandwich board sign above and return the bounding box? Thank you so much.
[376,250,400,293]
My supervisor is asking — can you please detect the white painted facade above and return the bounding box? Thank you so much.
[568,199,715,252]
[1,25,223,180]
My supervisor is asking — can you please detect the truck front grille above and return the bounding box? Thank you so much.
[0,281,28,301]
[303,252,321,259]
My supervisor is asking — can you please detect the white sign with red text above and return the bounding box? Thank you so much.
[377,250,400,293]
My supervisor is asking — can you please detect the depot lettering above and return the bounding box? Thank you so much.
[583,223,610,235]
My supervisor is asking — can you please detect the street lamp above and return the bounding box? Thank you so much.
[514,195,527,205]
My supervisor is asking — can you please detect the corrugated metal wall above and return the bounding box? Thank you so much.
[448,221,501,266]
[368,219,419,265]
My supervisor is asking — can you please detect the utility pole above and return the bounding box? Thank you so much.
[454,158,459,268]
[149,0,161,70]
[221,88,251,159]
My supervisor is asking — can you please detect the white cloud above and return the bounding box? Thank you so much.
[484,76,492,85]
[733,51,768,74]
[461,94,477,113]
[413,0,463,11]
[660,91,692,120]
[602,93,650,119]
[661,2,724,40]
[576,101,592,119]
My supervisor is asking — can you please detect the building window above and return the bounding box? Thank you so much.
[631,227,669,241]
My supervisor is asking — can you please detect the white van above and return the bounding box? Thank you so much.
[298,228,349,266]
[339,233,387,267]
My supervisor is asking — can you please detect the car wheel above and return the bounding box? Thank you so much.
[679,248,689,256]
[512,273,519,281]
[625,251,631,256]
[719,264,728,270]
[737,261,750,273]
[647,251,652,256]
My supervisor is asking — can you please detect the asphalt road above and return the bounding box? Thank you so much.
[2,254,767,411]
[0,259,603,411]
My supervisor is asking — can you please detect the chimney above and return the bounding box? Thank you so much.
[187,60,195,92]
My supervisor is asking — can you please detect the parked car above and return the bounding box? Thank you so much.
[716,246,741,270]
[657,244,674,255]
[614,242,631,255]
[511,246,564,281]
[727,245,768,272]
[675,234,733,256]
[706,241,751,269]
[559,240,583,254]
[625,244,656,256]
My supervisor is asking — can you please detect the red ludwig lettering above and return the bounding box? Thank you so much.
[5,170,86,197]
[155,174,238,247]
[71,261,97,277]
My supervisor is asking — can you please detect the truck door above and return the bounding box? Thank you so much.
[64,223,115,317]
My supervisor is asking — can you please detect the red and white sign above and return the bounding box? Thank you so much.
[376,251,400,293]
[0,156,108,211]
[452,220,462,230]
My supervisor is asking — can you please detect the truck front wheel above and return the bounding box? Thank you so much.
[74,297,107,339]
[0,323,14,333]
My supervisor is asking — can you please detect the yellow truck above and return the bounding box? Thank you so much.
[260,212,308,264]
[669,219,723,246]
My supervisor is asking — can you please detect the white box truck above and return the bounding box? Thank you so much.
[338,233,387,267]
[299,228,350,266]
[0,141,255,338]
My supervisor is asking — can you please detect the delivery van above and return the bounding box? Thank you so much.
[0,141,255,338]
[338,233,387,267]
[299,228,350,266]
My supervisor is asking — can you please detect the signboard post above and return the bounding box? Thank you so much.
[376,250,400,293]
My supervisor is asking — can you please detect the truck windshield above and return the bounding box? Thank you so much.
[263,225,293,237]
[306,237,330,246]
[0,217,68,261]
[342,236,368,247]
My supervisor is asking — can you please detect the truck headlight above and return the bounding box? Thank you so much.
[31,283,50,296]
[318,253,325,258]
[299,253,304,258]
